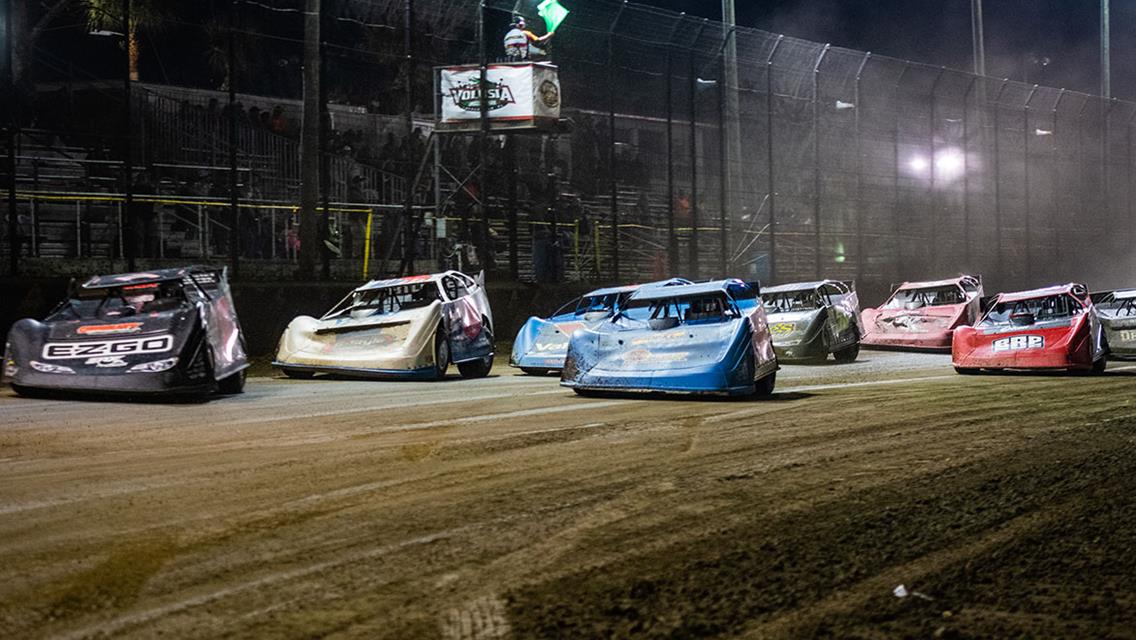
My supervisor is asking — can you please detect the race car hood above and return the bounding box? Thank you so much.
[7,307,202,376]
[952,315,1093,369]
[765,309,825,346]
[510,316,594,369]
[864,304,965,333]
[275,303,439,370]
[564,320,742,378]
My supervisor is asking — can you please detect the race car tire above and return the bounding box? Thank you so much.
[282,369,314,380]
[218,368,247,394]
[833,342,860,364]
[954,366,979,375]
[10,384,49,399]
[457,321,493,379]
[1091,356,1107,375]
[753,371,776,397]
[458,353,493,379]
[433,326,451,380]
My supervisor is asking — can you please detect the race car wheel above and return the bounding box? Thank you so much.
[218,368,247,394]
[954,366,979,375]
[458,353,494,379]
[282,369,314,380]
[1091,356,1107,375]
[753,372,776,397]
[833,342,860,364]
[433,326,451,380]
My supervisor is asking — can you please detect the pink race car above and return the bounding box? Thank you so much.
[860,275,984,351]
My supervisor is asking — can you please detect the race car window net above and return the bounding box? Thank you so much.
[883,285,966,310]
[48,282,190,321]
[619,294,739,327]
[763,289,823,312]
[323,283,441,320]
[980,295,1084,326]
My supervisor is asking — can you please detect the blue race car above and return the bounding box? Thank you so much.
[560,279,779,396]
[510,278,690,374]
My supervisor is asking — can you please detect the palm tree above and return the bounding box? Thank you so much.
[85,0,166,81]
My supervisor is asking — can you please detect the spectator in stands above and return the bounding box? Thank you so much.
[270,106,287,135]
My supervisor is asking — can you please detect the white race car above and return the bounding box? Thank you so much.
[273,271,494,380]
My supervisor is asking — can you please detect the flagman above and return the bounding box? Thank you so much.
[504,16,555,61]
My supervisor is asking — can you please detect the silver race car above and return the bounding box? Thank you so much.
[1092,288,1136,359]
[274,271,494,380]
[762,280,862,363]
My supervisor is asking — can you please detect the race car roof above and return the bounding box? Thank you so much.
[81,266,214,289]
[629,279,745,302]
[763,279,842,294]
[895,276,973,290]
[584,278,692,298]
[996,283,1085,303]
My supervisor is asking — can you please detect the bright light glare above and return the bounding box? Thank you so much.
[935,148,964,179]
[908,156,928,173]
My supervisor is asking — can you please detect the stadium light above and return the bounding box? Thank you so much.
[908,156,928,173]
[935,148,964,180]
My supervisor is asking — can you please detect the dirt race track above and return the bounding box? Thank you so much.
[3,351,1136,639]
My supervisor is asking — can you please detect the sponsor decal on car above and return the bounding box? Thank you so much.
[1120,330,1136,342]
[86,356,130,368]
[991,335,1044,352]
[76,322,143,335]
[42,335,174,360]
[770,322,796,336]
[534,341,568,352]
[621,348,689,364]
[630,330,687,346]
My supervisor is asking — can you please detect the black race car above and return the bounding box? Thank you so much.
[2,266,249,399]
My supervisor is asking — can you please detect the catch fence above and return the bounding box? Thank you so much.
[3,0,1134,291]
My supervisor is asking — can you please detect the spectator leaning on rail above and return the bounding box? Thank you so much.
[503,16,555,61]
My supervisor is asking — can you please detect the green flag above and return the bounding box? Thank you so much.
[538,0,570,33]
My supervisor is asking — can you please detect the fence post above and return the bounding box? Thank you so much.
[5,0,17,275]
[122,0,135,272]
[992,79,1008,282]
[228,0,241,276]
[927,68,944,275]
[687,19,708,280]
[854,52,870,285]
[403,0,417,276]
[811,44,829,280]
[891,64,909,281]
[1050,90,1065,274]
[962,76,977,269]
[665,15,683,275]
[506,134,518,280]
[1022,85,1038,283]
[765,35,783,283]
[717,40,727,278]
[607,4,626,282]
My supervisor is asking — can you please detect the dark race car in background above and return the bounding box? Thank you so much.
[510,278,691,375]
[3,266,249,398]
[953,283,1107,374]
[763,280,861,363]
[1092,288,1136,359]
[561,279,778,397]
[861,275,984,351]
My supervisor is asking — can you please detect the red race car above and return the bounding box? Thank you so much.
[952,283,1108,374]
[860,275,984,351]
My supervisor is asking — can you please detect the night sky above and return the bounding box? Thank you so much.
[647,0,1136,99]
